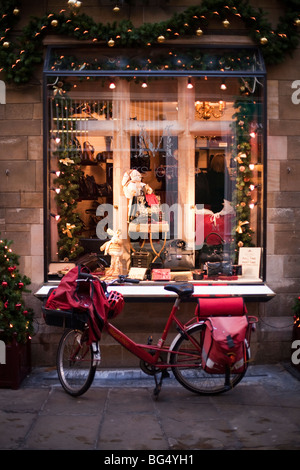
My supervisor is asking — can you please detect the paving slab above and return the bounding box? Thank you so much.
[0,363,299,451]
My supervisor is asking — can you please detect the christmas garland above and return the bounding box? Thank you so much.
[0,0,299,83]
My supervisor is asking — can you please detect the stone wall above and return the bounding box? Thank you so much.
[0,0,299,367]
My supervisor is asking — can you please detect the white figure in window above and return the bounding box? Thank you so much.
[122,169,158,222]
[100,228,123,276]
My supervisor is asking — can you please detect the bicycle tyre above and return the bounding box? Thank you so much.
[170,323,247,395]
[57,328,96,397]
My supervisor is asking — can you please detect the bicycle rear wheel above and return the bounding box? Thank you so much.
[57,328,96,396]
[170,323,247,395]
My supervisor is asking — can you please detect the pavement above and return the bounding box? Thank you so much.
[0,363,299,452]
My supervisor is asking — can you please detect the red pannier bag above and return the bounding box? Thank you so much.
[44,265,110,344]
[195,297,248,318]
[201,316,249,374]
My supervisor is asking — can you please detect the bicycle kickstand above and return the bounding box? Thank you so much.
[153,370,168,400]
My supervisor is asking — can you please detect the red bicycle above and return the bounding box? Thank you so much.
[54,273,256,398]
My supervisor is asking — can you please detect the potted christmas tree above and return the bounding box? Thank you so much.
[0,236,34,388]
[292,297,300,372]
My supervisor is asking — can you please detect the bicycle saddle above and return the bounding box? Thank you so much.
[164,284,194,297]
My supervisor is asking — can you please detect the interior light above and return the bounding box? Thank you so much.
[141,79,148,88]
[187,77,193,89]
[50,213,60,221]
[250,131,256,138]
[109,79,116,89]
[220,81,227,90]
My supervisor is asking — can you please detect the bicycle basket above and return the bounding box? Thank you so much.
[107,290,125,319]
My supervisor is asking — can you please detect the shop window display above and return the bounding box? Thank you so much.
[45,47,265,284]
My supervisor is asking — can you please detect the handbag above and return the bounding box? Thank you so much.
[206,261,233,277]
[163,239,194,271]
[199,232,225,264]
[78,175,99,199]
[81,141,95,162]
[131,251,153,268]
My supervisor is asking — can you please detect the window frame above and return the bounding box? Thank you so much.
[43,44,267,284]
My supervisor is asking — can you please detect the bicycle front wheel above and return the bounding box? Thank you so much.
[57,328,96,396]
[170,323,247,395]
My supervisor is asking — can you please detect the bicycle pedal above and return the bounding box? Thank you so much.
[93,352,101,366]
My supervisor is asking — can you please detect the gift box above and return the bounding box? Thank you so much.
[151,269,171,281]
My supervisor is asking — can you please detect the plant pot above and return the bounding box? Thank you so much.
[291,322,300,372]
[0,336,31,389]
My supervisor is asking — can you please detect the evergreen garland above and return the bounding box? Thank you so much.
[0,0,299,83]
[52,93,84,260]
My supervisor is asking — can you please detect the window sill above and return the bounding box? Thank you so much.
[35,278,275,302]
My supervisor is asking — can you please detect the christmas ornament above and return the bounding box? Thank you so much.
[196,28,203,36]
[51,19,58,27]
[108,38,115,47]
[157,35,165,43]
[222,19,230,28]
[260,37,268,45]
[2,42,10,48]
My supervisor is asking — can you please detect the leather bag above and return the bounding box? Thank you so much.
[163,240,194,271]
[199,232,226,264]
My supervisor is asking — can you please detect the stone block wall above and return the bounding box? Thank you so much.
[0,0,299,367]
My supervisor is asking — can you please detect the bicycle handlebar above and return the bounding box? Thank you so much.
[109,275,140,285]
[77,271,140,285]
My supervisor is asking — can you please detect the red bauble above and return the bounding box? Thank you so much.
[2,281,8,287]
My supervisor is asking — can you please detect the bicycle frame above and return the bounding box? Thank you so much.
[103,296,200,369]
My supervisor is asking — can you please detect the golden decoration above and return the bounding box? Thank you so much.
[196,28,203,36]
[51,19,58,27]
[62,223,76,238]
[59,157,75,166]
[222,19,230,28]
[236,220,249,234]
[108,38,115,47]
[157,35,165,43]
[260,37,268,45]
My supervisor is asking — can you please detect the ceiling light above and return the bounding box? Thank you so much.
[187,77,193,89]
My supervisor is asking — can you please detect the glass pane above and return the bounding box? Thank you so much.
[47,46,264,73]
[46,72,265,281]
[194,76,264,280]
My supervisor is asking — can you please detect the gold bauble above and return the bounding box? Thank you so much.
[196,28,203,36]
[260,37,268,45]
[108,38,115,47]
[2,41,10,48]
[51,19,58,27]
[13,8,20,15]
[157,35,165,43]
[295,18,300,26]
[222,19,230,28]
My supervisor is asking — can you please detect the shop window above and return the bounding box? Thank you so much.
[44,46,266,284]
